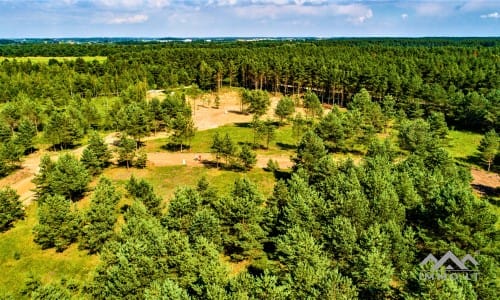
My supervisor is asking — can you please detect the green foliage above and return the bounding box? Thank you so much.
[275,96,295,124]
[44,109,84,149]
[218,178,266,261]
[31,283,71,300]
[33,194,78,252]
[427,111,449,142]
[116,135,137,168]
[135,149,148,168]
[238,145,257,171]
[0,187,24,232]
[478,129,498,171]
[294,131,327,171]
[80,177,120,253]
[15,118,37,152]
[81,131,111,175]
[33,154,90,200]
[398,118,433,152]
[116,102,150,142]
[242,89,270,118]
[144,279,190,300]
[126,176,163,217]
[303,92,323,118]
[254,118,276,149]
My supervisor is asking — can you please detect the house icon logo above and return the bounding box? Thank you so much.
[418,251,479,281]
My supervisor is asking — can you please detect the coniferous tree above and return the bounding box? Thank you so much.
[238,145,257,171]
[33,194,78,252]
[0,187,24,232]
[275,96,295,125]
[80,177,120,253]
[48,154,90,200]
[294,131,327,172]
[15,118,37,153]
[126,176,162,217]
[116,135,137,169]
[211,132,223,168]
[478,129,498,171]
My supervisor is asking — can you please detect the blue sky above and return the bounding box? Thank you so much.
[0,0,498,38]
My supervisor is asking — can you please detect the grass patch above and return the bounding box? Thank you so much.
[0,56,107,64]
[146,124,297,157]
[102,165,276,202]
[0,204,99,299]
[446,130,483,160]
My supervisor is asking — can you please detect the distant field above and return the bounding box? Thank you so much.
[0,56,107,63]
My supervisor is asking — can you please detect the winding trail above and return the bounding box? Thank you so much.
[0,91,287,206]
[3,90,496,206]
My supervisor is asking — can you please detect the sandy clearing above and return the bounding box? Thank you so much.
[146,152,294,169]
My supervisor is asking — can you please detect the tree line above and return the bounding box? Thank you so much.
[0,39,498,131]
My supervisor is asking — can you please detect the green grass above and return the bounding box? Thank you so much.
[0,56,107,63]
[146,124,297,157]
[0,205,99,299]
[446,130,483,160]
[110,165,277,201]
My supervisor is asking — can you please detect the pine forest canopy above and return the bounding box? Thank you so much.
[0,38,498,132]
[0,38,499,299]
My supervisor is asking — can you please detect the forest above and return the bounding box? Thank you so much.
[0,38,499,299]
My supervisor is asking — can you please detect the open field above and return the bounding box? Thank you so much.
[0,56,107,63]
[446,130,483,160]
[0,205,99,299]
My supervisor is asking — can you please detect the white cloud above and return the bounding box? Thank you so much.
[210,0,238,6]
[107,13,149,24]
[461,0,500,12]
[401,13,408,20]
[480,11,499,18]
[235,2,372,24]
[95,0,170,9]
[414,2,449,17]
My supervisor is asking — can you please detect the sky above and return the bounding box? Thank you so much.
[0,0,498,38]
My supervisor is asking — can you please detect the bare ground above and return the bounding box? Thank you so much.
[0,91,284,206]
[470,168,500,196]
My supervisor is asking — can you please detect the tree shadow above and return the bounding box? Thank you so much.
[160,142,191,152]
[273,169,292,181]
[234,122,252,128]
[48,142,82,151]
[471,184,500,197]
[276,142,296,151]
[23,146,38,155]
[228,109,248,115]
[457,154,483,167]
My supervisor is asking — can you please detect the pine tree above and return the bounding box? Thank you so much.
[294,131,327,171]
[275,96,295,125]
[33,194,78,252]
[478,129,498,171]
[238,145,257,171]
[221,133,235,166]
[117,135,137,169]
[211,132,223,168]
[126,176,162,217]
[0,187,25,232]
[87,131,111,168]
[48,154,90,200]
[15,119,37,153]
[80,148,101,176]
[80,177,120,253]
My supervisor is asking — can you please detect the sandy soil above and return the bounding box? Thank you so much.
[10,90,493,208]
[470,168,500,196]
[0,91,283,206]
[146,152,293,169]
